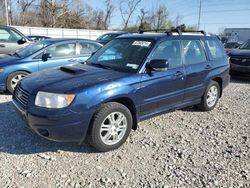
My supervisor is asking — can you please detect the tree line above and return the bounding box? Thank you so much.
[0,0,196,31]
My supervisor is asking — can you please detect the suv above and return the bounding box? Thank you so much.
[0,26,31,55]
[12,29,230,152]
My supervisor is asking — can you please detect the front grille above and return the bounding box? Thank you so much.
[230,56,250,66]
[14,85,30,107]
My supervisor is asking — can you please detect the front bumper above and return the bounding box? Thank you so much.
[230,63,250,74]
[12,99,92,143]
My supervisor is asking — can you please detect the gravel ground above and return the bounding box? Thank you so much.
[0,77,249,188]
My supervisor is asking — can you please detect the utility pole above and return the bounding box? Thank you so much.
[5,0,9,25]
[198,0,202,30]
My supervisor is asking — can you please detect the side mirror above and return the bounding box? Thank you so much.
[42,53,52,61]
[17,38,27,45]
[147,59,169,72]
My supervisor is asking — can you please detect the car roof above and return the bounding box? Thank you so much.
[43,38,103,45]
[117,33,218,41]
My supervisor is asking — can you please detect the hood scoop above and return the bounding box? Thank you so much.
[60,66,87,75]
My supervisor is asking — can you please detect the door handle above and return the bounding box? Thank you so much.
[173,71,184,78]
[205,64,212,70]
[0,44,5,48]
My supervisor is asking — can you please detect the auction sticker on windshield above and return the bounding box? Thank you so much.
[132,41,151,47]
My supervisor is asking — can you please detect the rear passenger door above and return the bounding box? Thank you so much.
[139,40,185,117]
[182,39,210,102]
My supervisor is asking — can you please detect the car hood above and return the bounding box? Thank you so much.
[0,55,22,67]
[20,64,129,94]
[229,49,250,57]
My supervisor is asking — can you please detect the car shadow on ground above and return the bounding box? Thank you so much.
[0,101,95,155]
[230,74,250,83]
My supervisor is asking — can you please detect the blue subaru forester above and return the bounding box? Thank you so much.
[13,29,230,151]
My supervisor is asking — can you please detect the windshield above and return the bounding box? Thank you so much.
[16,41,51,57]
[97,33,120,41]
[239,40,250,50]
[87,38,153,73]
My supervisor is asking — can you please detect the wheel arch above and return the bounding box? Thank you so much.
[212,77,223,97]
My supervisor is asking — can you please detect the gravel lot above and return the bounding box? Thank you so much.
[0,77,249,188]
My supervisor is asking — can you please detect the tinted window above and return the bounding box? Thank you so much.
[97,33,119,41]
[79,42,100,55]
[182,40,206,65]
[46,43,76,58]
[206,40,224,59]
[87,38,153,73]
[151,40,182,69]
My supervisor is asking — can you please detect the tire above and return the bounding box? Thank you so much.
[7,71,28,93]
[197,81,220,111]
[88,102,133,152]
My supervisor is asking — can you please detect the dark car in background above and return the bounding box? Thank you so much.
[224,42,240,54]
[0,38,102,93]
[228,39,250,75]
[27,35,51,41]
[96,32,131,45]
[13,30,230,152]
[0,26,32,56]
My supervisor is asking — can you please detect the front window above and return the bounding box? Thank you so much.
[87,38,153,73]
[46,43,77,58]
[239,40,250,50]
[16,41,51,57]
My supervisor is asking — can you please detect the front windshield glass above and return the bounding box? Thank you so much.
[239,40,250,50]
[87,38,153,73]
[97,33,120,41]
[16,41,51,57]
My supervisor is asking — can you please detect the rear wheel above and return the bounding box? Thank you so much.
[197,81,220,111]
[7,71,28,93]
[88,102,132,152]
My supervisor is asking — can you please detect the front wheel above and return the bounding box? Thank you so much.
[197,81,220,111]
[88,102,132,152]
[7,71,28,93]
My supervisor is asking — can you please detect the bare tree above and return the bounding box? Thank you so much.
[150,5,169,31]
[103,0,114,30]
[119,0,143,29]
[17,0,36,25]
[138,8,149,30]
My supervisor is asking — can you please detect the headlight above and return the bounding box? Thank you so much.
[35,91,75,109]
[0,68,4,73]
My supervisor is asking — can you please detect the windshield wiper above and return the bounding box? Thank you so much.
[90,63,112,70]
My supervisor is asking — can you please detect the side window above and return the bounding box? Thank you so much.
[0,29,22,42]
[46,43,76,58]
[182,40,207,65]
[79,43,100,56]
[0,29,11,41]
[205,40,225,59]
[151,40,182,69]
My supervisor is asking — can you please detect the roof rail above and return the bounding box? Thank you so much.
[138,24,206,36]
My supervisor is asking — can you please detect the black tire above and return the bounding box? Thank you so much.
[197,81,220,111]
[7,71,28,93]
[88,102,132,152]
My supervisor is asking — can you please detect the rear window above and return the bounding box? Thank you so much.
[206,40,225,59]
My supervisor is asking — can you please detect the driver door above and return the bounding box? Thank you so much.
[138,40,186,117]
[38,42,78,70]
